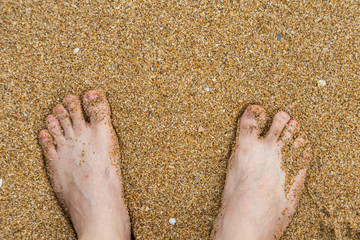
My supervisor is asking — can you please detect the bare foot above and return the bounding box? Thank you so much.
[212,105,312,240]
[39,90,131,240]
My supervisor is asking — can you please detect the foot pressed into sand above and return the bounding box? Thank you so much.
[39,90,131,240]
[212,105,312,240]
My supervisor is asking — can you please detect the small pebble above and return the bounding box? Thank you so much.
[73,48,80,54]
[318,80,326,87]
[0,179,3,188]
[169,218,176,225]
[204,87,210,91]
[198,126,205,133]
[145,207,150,211]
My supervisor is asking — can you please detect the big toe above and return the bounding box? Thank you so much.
[83,90,111,125]
[238,105,267,138]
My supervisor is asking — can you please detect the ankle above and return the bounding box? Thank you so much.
[75,212,131,240]
[78,222,130,240]
[214,198,279,240]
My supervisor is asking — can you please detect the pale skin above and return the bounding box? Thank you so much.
[39,90,312,240]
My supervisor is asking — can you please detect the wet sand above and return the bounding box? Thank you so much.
[1,0,359,239]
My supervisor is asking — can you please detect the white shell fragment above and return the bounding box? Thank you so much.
[0,179,3,188]
[73,48,80,54]
[204,87,210,92]
[317,80,326,87]
[169,218,176,225]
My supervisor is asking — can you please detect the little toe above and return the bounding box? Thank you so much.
[39,130,61,194]
[280,166,308,233]
[286,146,312,204]
[238,105,267,138]
[279,120,300,147]
[83,90,111,125]
[39,129,58,162]
[265,111,291,142]
[63,95,86,132]
[46,115,66,146]
[53,104,74,137]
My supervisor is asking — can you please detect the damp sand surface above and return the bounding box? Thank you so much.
[1,1,360,239]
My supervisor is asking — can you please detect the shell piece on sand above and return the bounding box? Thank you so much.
[169,218,176,225]
[0,179,2,188]
[318,80,326,87]
[73,48,80,54]
[198,126,205,133]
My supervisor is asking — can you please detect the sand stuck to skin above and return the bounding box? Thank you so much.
[1,0,359,239]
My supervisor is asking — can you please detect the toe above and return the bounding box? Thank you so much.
[285,146,312,214]
[238,105,267,138]
[83,90,111,125]
[46,115,66,146]
[288,167,308,205]
[302,145,313,166]
[280,146,312,233]
[265,111,291,142]
[53,104,74,137]
[39,130,61,195]
[279,166,308,234]
[63,95,86,132]
[279,120,300,147]
[39,129,58,162]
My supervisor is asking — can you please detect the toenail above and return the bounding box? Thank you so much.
[54,105,69,118]
[85,91,99,101]
[54,104,64,111]
[46,115,56,122]
[246,105,265,118]
[39,130,50,139]
[289,120,298,127]
[279,111,290,119]
[64,95,76,103]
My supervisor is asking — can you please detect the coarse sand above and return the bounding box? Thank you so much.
[1,0,359,239]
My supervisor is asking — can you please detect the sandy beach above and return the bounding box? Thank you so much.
[1,0,359,239]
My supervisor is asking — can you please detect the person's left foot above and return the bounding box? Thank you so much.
[39,90,131,240]
[212,105,312,240]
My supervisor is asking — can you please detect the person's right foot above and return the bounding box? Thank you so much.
[39,90,131,240]
[212,105,312,240]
